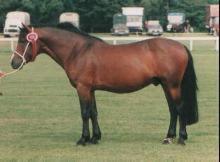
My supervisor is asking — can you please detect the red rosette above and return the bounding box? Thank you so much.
[26,32,38,42]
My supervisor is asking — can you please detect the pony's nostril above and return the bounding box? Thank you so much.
[11,60,14,66]
[11,61,16,69]
[11,59,22,69]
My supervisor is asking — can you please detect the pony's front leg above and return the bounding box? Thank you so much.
[76,84,92,146]
[90,92,101,144]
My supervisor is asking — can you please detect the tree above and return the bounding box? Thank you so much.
[0,0,218,32]
[142,0,218,31]
[32,0,64,26]
[208,0,219,4]
[73,0,125,32]
[0,0,23,30]
[0,0,64,29]
[142,0,168,28]
[172,0,208,31]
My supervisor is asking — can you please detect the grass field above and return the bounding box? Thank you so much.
[0,39,219,162]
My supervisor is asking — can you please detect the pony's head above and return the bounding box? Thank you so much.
[11,24,40,69]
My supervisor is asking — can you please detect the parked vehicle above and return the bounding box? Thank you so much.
[59,12,79,28]
[122,7,144,33]
[167,12,185,32]
[111,13,129,36]
[3,11,30,37]
[145,20,163,36]
[205,4,219,36]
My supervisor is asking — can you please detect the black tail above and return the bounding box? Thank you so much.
[181,46,199,125]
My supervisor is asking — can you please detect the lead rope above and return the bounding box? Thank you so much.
[0,27,38,95]
[0,42,30,95]
[0,42,30,78]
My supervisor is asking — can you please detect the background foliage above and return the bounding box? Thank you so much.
[0,0,219,32]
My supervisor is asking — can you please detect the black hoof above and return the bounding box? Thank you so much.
[89,136,99,144]
[96,133,101,140]
[178,138,186,145]
[76,138,86,146]
[0,92,3,96]
[76,136,90,146]
[163,138,174,144]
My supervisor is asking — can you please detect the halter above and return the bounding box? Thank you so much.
[0,27,38,78]
[26,27,38,61]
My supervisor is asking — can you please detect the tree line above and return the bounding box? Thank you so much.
[0,0,219,32]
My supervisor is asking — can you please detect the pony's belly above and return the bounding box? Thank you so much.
[95,78,153,93]
[99,86,150,93]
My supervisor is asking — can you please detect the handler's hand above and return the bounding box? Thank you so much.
[0,71,5,78]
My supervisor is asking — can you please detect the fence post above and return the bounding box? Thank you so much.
[113,40,117,45]
[215,38,219,51]
[189,39,193,51]
[10,39,14,51]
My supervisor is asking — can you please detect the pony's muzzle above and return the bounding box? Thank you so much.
[11,57,23,69]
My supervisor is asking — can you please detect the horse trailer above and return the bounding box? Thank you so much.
[112,13,129,36]
[59,12,79,28]
[205,4,219,36]
[3,11,30,37]
[122,7,144,33]
[167,12,185,32]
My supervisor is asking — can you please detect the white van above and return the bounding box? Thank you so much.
[4,11,30,37]
[122,7,144,33]
[59,12,79,28]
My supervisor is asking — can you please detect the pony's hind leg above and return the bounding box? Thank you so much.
[162,86,178,144]
[163,84,188,145]
[178,115,187,145]
[90,92,102,144]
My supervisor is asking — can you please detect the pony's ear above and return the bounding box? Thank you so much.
[21,23,31,33]
[18,26,23,31]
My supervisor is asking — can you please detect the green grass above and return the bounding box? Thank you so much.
[0,41,219,162]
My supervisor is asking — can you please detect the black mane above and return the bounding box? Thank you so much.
[19,25,32,36]
[56,22,103,42]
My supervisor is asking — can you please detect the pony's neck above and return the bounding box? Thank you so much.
[39,28,90,69]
